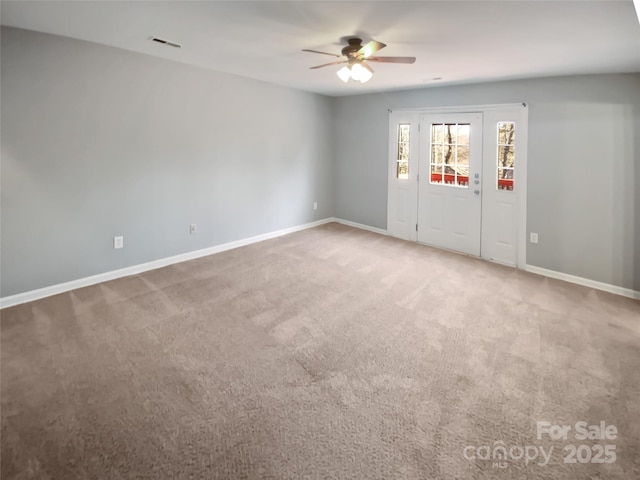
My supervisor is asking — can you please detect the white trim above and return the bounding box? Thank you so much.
[0,218,335,309]
[335,221,639,302]
[5,218,636,309]
[389,103,527,114]
[333,218,388,236]
[525,265,640,301]
[516,107,528,269]
[331,220,639,302]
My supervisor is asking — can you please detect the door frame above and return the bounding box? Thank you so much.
[387,103,529,268]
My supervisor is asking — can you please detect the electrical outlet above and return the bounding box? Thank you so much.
[530,232,539,244]
[113,236,124,249]
[313,202,318,210]
[190,224,197,235]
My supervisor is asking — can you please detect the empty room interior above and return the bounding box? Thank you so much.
[1,1,640,479]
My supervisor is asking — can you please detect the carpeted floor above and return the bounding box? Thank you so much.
[1,222,639,479]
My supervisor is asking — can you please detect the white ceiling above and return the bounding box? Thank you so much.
[2,1,639,97]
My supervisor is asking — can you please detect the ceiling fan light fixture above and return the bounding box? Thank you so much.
[304,37,414,85]
[350,62,364,81]
[348,62,372,84]
[357,66,373,83]
[337,65,351,82]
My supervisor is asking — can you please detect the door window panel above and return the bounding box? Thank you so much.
[430,123,470,187]
[497,122,515,190]
[396,124,410,179]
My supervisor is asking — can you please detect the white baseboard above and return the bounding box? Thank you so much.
[0,218,335,309]
[336,220,638,301]
[525,265,640,300]
[332,218,388,236]
[5,219,635,308]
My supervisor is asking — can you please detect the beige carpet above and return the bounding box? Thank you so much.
[2,222,639,479]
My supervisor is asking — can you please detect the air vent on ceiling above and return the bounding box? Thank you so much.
[151,37,181,49]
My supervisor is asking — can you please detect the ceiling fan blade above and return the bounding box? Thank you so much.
[302,49,342,58]
[309,60,348,70]
[361,61,374,74]
[367,56,416,64]
[358,40,386,58]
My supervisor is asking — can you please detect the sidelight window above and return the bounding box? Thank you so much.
[497,122,515,190]
[396,124,410,179]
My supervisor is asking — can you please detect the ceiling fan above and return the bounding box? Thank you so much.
[302,38,416,83]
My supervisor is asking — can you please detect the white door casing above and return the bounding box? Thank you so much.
[387,104,528,268]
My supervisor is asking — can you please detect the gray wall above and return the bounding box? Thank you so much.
[332,74,640,291]
[2,25,638,297]
[1,27,334,297]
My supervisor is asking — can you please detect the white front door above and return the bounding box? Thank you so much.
[417,113,483,256]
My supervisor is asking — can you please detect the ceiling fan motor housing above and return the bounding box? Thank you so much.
[341,38,363,58]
